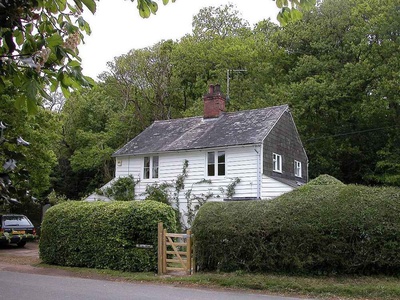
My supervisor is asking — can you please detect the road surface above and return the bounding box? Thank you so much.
[0,271,311,300]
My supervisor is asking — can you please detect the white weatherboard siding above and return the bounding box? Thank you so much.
[261,175,294,199]
[115,145,260,205]
[114,145,293,222]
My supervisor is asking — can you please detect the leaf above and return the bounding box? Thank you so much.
[15,95,27,110]
[81,0,97,14]
[55,0,67,11]
[138,0,151,18]
[47,34,63,47]
[61,85,71,98]
[290,8,303,21]
[148,1,158,14]
[49,78,59,92]
[26,97,39,115]
[68,60,81,67]
[23,79,39,101]
[14,30,24,46]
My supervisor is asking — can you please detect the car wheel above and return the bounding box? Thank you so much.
[17,241,26,247]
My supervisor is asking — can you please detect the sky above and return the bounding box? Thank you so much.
[79,0,280,79]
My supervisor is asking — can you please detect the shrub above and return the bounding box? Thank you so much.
[192,183,400,275]
[102,175,137,201]
[307,174,345,186]
[39,200,177,272]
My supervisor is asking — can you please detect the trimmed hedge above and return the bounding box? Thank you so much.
[39,200,177,272]
[192,183,400,275]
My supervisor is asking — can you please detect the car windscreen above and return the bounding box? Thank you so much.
[3,216,32,226]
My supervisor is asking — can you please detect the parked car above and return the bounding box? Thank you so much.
[0,214,37,247]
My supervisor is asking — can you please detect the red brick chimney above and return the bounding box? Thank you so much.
[203,84,226,119]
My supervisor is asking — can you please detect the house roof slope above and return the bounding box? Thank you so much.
[113,104,288,156]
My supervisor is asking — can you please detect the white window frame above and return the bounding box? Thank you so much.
[273,153,282,173]
[206,151,225,177]
[143,156,159,179]
[294,160,302,178]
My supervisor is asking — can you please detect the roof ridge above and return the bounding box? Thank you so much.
[153,115,202,123]
[152,104,288,123]
[224,104,288,115]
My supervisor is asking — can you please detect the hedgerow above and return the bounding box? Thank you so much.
[39,200,176,272]
[192,181,400,275]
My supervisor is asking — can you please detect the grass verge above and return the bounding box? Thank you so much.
[37,263,400,300]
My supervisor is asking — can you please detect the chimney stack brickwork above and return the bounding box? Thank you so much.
[203,84,226,119]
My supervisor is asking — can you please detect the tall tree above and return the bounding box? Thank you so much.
[269,0,400,184]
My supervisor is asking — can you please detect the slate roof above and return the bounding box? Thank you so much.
[113,104,289,157]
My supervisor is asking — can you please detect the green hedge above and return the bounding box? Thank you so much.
[39,200,177,272]
[192,183,400,275]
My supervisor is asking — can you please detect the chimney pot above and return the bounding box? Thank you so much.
[203,83,226,119]
[208,84,214,94]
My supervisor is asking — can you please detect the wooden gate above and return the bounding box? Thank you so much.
[158,222,194,275]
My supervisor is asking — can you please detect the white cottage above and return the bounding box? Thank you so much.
[105,84,308,221]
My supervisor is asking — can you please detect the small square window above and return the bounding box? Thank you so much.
[294,160,302,177]
[273,153,282,173]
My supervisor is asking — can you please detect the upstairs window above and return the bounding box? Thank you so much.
[294,160,302,177]
[144,156,159,179]
[273,153,282,173]
[207,151,225,176]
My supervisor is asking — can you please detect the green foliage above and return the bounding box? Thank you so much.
[192,183,400,275]
[0,86,60,210]
[103,175,138,201]
[0,0,177,113]
[225,177,241,198]
[39,200,177,272]
[307,174,345,186]
[144,182,172,204]
[46,190,68,206]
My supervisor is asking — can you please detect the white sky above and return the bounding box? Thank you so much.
[79,0,280,79]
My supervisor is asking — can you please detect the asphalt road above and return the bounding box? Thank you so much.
[0,271,310,300]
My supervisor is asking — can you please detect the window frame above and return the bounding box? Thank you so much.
[272,153,282,173]
[207,151,226,177]
[143,156,159,179]
[294,160,302,178]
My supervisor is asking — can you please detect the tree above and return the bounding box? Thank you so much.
[191,3,250,39]
[0,83,60,212]
[0,0,179,114]
[101,40,180,121]
[268,0,400,185]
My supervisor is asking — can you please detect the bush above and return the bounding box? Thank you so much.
[192,182,400,275]
[307,174,345,186]
[39,200,177,272]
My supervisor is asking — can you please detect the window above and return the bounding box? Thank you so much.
[273,153,282,173]
[143,156,159,179]
[294,160,302,177]
[207,151,225,176]
[152,156,159,178]
[207,152,215,176]
[218,151,225,176]
[144,157,150,179]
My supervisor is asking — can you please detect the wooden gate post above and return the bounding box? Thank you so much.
[162,228,167,273]
[157,222,163,275]
[186,229,192,275]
